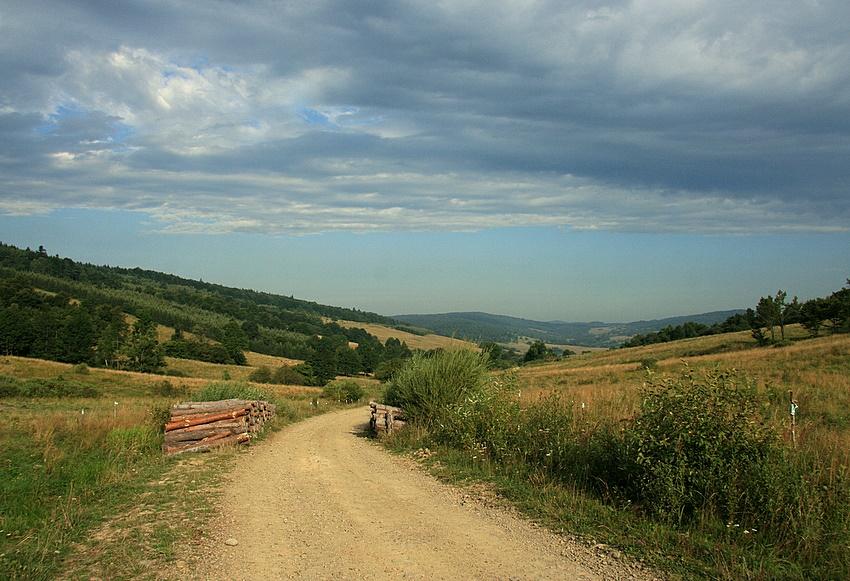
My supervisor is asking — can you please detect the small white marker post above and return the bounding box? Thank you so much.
[789,391,798,449]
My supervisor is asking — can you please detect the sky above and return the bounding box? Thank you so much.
[0,0,848,323]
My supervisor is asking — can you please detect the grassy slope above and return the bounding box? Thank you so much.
[335,319,479,352]
[4,325,847,580]
[0,349,376,581]
[387,326,850,580]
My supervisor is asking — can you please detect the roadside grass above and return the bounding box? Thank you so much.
[0,356,361,581]
[382,331,850,581]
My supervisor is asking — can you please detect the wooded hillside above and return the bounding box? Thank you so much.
[0,243,418,385]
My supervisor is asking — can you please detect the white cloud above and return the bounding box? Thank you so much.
[1,0,848,235]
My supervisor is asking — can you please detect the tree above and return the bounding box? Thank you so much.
[799,297,830,337]
[384,337,411,360]
[307,334,346,385]
[335,343,363,376]
[0,304,34,356]
[221,321,249,365]
[355,338,383,373]
[523,340,553,363]
[125,310,165,373]
[56,306,96,364]
[755,291,798,343]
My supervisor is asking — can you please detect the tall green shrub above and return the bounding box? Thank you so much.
[627,366,780,525]
[384,349,516,449]
[322,379,367,403]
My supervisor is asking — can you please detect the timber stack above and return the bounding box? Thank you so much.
[162,399,276,455]
[369,401,407,437]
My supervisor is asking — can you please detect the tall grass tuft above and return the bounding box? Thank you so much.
[383,349,520,450]
[191,380,275,403]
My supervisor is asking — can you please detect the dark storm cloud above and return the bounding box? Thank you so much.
[1,0,848,232]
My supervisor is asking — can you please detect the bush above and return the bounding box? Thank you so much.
[383,349,519,449]
[272,364,310,385]
[248,365,272,383]
[626,366,780,525]
[384,349,490,424]
[637,358,658,370]
[373,358,407,383]
[322,380,367,403]
[151,379,186,397]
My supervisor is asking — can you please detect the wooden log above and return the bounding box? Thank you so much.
[171,398,248,408]
[169,404,251,420]
[163,430,232,453]
[165,409,248,432]
[167,418,248,434]
[164,432,250,455]
[162,400,274,454]
[164,426,249,444]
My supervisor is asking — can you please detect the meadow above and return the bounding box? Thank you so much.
[2,321,848,580]
[384,326,850,580]
[0,354,376,581]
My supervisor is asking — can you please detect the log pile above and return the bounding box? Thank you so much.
[369,401,407,437]
[163,399,276,455]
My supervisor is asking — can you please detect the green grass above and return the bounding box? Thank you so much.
[381,337,850,581]
[0,359,358,580]
[0,405,166,580]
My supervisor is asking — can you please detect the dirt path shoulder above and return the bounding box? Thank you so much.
[185,407,661,580]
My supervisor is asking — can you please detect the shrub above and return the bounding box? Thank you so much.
[0,375,103,398]
[383,349,519,449]
[638,357,658,370]
[272,364,310,386]
[626,366,780,525]
[384,349,491,425]
[373,357,407,383]
[151,379,186,397]
[322,380,367,403]
[248,365,272,383]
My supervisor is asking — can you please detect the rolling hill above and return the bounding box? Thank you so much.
[392,310,746,348]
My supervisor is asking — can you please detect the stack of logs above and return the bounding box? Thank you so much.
[163,399,276,455]
[369,401,407,437]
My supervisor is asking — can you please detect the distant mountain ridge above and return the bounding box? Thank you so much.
[392,310,746,348]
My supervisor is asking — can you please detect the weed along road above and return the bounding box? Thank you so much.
[187,407,657,581]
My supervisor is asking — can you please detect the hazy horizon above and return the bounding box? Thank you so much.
[2,1,848,322]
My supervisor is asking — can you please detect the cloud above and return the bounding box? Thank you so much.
[1,0,848,234]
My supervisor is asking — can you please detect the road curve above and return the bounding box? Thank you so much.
[186,406,654,580]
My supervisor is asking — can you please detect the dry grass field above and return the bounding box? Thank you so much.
[334,319,479,351]
[381,326,850,580]
[0,344,350,581]
[514,324,850,461]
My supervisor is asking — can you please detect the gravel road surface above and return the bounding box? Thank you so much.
[187,407,662,580]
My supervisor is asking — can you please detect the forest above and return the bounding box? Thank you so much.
[0,243,414,385]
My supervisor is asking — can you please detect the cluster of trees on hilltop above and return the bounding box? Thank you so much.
[0,242,416,385]
[622,281,850,349]
[621,312,757,348]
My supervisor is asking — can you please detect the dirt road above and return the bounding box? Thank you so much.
[187,407,660,580]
